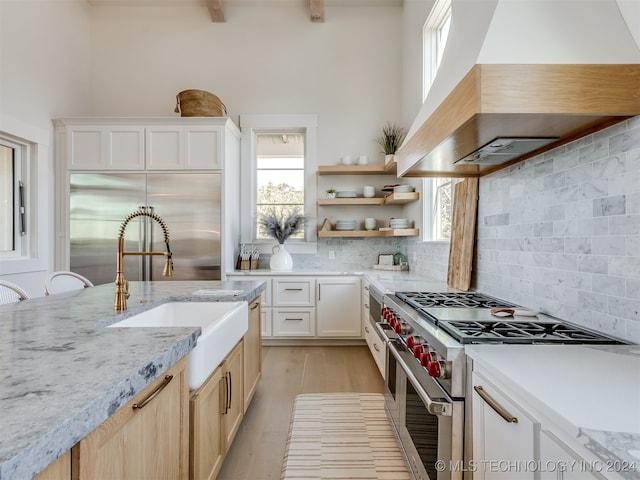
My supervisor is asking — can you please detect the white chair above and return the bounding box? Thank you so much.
[0,280,31,304]
[45,271,94,295]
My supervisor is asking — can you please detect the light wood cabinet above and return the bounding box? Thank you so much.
[34,451,71,480]
[72,356,189,480]
[316,277,361,337]
[244,296,262,412]
[189,340,244,480]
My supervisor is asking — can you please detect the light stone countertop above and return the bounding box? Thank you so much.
[0,280,266,480]
[466,344,640,479]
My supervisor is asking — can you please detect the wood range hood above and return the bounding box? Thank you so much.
[396,64,640,178]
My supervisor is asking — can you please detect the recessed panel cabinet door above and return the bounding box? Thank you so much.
[316,276,361,337]
[72,357,189,480]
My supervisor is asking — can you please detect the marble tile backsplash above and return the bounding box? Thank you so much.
[474,116,640,343]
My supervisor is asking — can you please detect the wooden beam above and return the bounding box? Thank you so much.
[207,0,225,22]
[310,0,324,22]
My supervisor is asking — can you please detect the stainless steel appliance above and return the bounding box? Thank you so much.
[69,172,221,285]
[375,291,626,480]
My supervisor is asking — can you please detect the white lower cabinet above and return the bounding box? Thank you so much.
[273,308,316,337]
[472,371,538,480]
[316,277,361,337]
[261,307,272,338]
[539,431,604,480]
[363,320,385,376]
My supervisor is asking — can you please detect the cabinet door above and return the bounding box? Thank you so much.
[222,340,244,451]
[363,321,385,377]
[472,372,538,480]
[190,366,225,480]
[316,277,361,337]
[539,431,606,480]
[73,357,189,479]
[34,451,70,480]
[106,126,145,169]
[67,126,104,170]
[244,297,262,412]
[146,126,182,169]
[273,278,315,306]
[185,126,221,169]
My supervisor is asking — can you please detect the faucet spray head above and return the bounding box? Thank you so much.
[163,242,174,277]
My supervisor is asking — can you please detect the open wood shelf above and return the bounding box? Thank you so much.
[318,157,397,175]
[318,191,419,206]
[317,219,419,238]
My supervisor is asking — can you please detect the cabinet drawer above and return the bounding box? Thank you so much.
[273,309,315,337]
[273,278,315,306]
[363,321,385,377]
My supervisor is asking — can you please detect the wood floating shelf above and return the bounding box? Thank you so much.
[318,157,397,175]
[318,192,419,206]
[317,219,419,238]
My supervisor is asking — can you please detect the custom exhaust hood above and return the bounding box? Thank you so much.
[396,1,640,178]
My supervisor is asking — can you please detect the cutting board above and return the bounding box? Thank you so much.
[447,178,479,291]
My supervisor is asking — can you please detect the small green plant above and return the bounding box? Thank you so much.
[376,122,406,155]
[326,188,337,194]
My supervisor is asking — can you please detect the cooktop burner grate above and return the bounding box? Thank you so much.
[395,291,518,309]
[438,319,625,344]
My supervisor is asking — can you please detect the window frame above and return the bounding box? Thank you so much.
[0,123,48,275]
[423,0,452,101]
[240,114,318,255]
[422,177,455,243]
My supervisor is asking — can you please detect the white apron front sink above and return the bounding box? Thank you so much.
[108,301,248,390]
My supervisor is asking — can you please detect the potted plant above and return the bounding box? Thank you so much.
[258,208,306,271]
[376,122,406,163]
[326,188,337,199]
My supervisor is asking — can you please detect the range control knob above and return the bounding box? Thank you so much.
[426,361,441,378]
[413,344,424,358]
[419,352,431,368]
[406,336,421,349]
[394,321,404,334]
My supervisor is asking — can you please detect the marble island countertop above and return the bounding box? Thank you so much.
[0,280,265,480]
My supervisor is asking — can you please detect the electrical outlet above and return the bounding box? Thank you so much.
[413,252,417,262]
[329,250,335,259]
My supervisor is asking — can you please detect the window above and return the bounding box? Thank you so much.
[423,177,454,242]
[423,0,452,100]
[240,114,318,254]
[0,137,27,256]
[255,133,305,241]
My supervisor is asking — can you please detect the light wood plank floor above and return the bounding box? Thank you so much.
[216,345,384,480]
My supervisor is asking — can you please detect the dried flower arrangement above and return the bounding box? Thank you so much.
[258,208,306,244]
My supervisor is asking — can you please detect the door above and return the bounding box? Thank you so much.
[222,340,244,450]
[70,173,146,285]
[145,173,222,281]
[316,277,361,337]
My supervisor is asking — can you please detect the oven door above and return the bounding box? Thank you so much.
[386,340,464,480]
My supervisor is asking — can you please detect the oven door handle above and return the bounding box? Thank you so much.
[389,343,453,417]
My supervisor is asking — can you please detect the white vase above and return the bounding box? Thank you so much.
[270,243,293,271]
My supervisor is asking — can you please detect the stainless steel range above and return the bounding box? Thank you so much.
[375,290,626,480]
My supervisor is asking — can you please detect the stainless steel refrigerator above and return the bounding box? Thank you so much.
[69,173,221,285]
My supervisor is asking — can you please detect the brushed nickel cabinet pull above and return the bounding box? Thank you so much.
[285,317,304,321]
[365,325,370,333]
[373,344,381,352]
[364,286,369,291]
[284,288,303,291]
[132,375,173,410]
[250,302,259,310]
[474,385,518,423]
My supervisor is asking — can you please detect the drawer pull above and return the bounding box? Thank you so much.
[364,286,369,290]
[364,303,369,308]
[474,385,518,423]
[250,302,260,310]
[365,326,370,333]
[284,288,303,291]
[373,344,381,352]
[285,317,304,321]
[132,375,173,410]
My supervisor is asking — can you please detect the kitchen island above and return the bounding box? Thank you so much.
[0,280,265,480]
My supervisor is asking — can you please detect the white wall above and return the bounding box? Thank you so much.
[87,4,403,167]
[0,0,92,296]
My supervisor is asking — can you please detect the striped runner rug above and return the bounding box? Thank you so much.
[281,393,412,480]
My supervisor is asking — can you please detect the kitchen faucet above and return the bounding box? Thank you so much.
[115,208,173,311]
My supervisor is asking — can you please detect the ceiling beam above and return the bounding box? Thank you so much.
[207,0,225,22]
[310,0,324,22]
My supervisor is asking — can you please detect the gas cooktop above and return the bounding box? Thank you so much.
[393,291,625,345]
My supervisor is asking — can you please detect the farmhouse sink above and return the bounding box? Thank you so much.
[108,301,248,390]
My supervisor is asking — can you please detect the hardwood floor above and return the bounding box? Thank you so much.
[216,345,384,480]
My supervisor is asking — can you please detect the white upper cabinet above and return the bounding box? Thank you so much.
[58,118,235,171]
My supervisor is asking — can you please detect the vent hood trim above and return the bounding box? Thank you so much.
[397,64,640,178]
